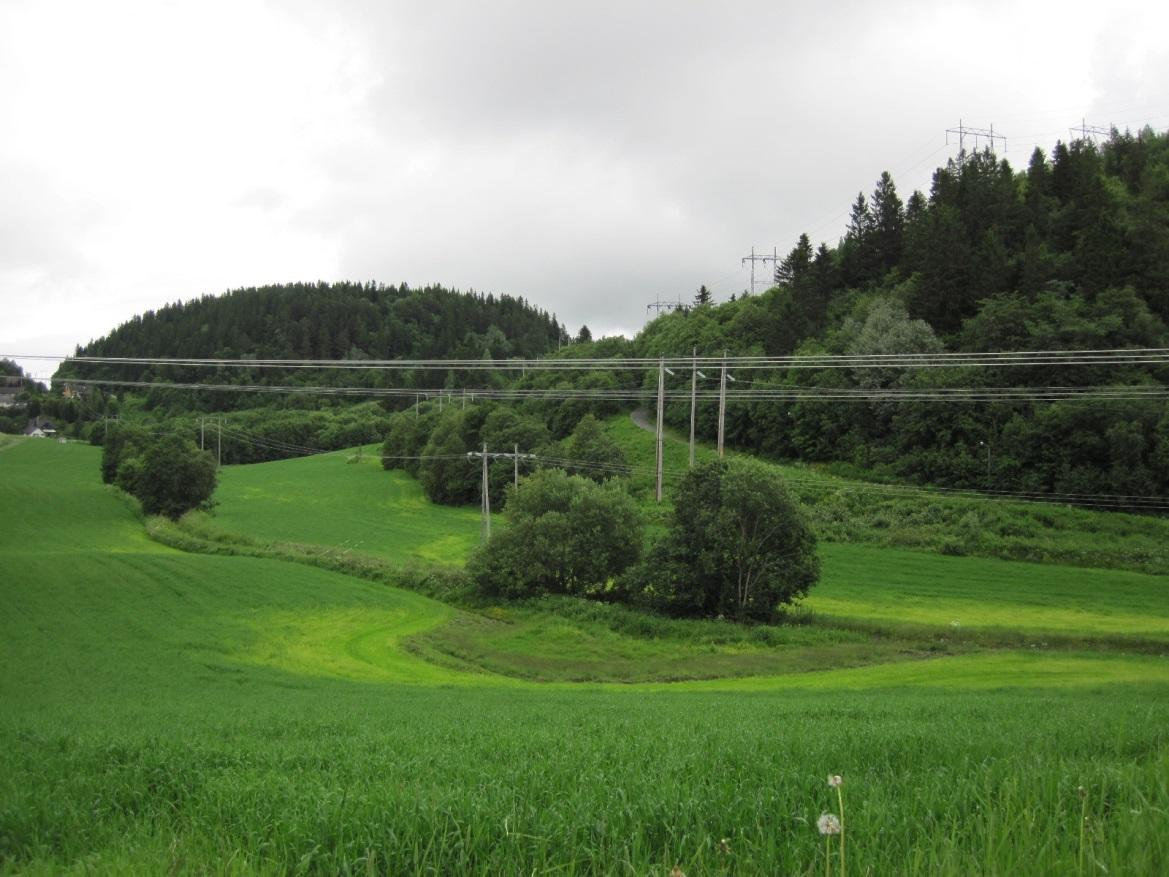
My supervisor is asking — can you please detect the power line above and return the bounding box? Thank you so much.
[946,119,1007,161]
[207,422,1169,512]
[51,376,1169,404]
[646,295,685,315]
[741,246,779,295]
[15,346,1169,371]
[1069,118,1111,144]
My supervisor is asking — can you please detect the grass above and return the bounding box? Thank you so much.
[212,447,485,566]
[199,428,1169,667]
[605,412,1169,576]
[406,602,933,683]
[3,437,1169,874]
[811,543,1169,642]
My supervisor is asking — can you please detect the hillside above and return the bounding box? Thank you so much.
[191,416,1169,644]
[634,129,1169,499]
[11,128,1166,506]
[4,437,1169,873]
[51,280,567,411]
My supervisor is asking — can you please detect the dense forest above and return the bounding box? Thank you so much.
[631,128,1169,500]
[54,281,568,409]
[30,127,1169,503]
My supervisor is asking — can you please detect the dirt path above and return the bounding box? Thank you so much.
[630,408,654,433]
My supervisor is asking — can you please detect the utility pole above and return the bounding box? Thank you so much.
[217,417,222,469]
[646,296,684,315]
[514,444,520,489]
[741,246,779,295]
[717,353,728,457]
[945,120,1006,164]
[1070,119,1110,144]
[689,349,697,468]
[481,442,490,542]
[655,356,665,502]
[467,445,536,542]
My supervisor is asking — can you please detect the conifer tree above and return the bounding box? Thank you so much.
[775,234,813,285]
[869,171,905,274]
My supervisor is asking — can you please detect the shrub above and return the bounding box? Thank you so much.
[467,469,642,599]
[629,457,819,622]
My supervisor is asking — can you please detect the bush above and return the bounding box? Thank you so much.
[103,428,217,519]
[467,469,642,599]
[562,414,627,482]
[418,412,477,505]
[629,457,819,622]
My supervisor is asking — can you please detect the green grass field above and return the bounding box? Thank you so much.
[212,448,484,566]
[607,413,1169,575]
[200,425,1169,661]
[3,437,1169,874]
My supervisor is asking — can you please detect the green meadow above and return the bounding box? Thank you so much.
[3,437,1169,874]
[211,449,483,566]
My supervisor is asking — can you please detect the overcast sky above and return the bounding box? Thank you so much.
[3,0,1168,380]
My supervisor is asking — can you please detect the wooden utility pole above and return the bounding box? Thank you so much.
[717,353,728,457]
[481,442,490,542]
[514,443,519,489]
[466,445,536,542]
[689,348,698,468]
[655,356,665,502]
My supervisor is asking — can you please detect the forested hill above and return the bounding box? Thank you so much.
[36,128,1169,500]
[68,281,566,369]
[633,127,1169,499]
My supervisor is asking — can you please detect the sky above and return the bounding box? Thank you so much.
[2,0,1168,381]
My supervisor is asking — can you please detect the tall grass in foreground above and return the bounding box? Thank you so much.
[3,686,1169,875]
[5,440,1169,874]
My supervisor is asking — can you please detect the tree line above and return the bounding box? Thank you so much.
[56,281,570,411]
[34,127,1169,503]
[632,128,1169,501]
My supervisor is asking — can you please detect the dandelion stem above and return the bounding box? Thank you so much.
[837,784,846,877]
[826,833,831,877]
[1078,788,1087,877]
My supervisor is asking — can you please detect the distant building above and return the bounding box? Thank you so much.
[24,417,57,437]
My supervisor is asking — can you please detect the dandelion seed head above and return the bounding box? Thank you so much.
[827,774,843,787]
[717,838,732,856]
[817,813,842,835]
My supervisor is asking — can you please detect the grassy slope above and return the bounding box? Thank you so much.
[4,439,1169,873]
[212,447,483,565]
[814,543,1169,641]
[203,426,1169,659]
[606,413,1169,574]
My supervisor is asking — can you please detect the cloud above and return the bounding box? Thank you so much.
[3,0,1169,356]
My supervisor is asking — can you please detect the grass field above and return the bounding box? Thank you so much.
[3,437,1169,874]
[202,425,1169,655]
[606,413,1169,575]
[212,448,483,566]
